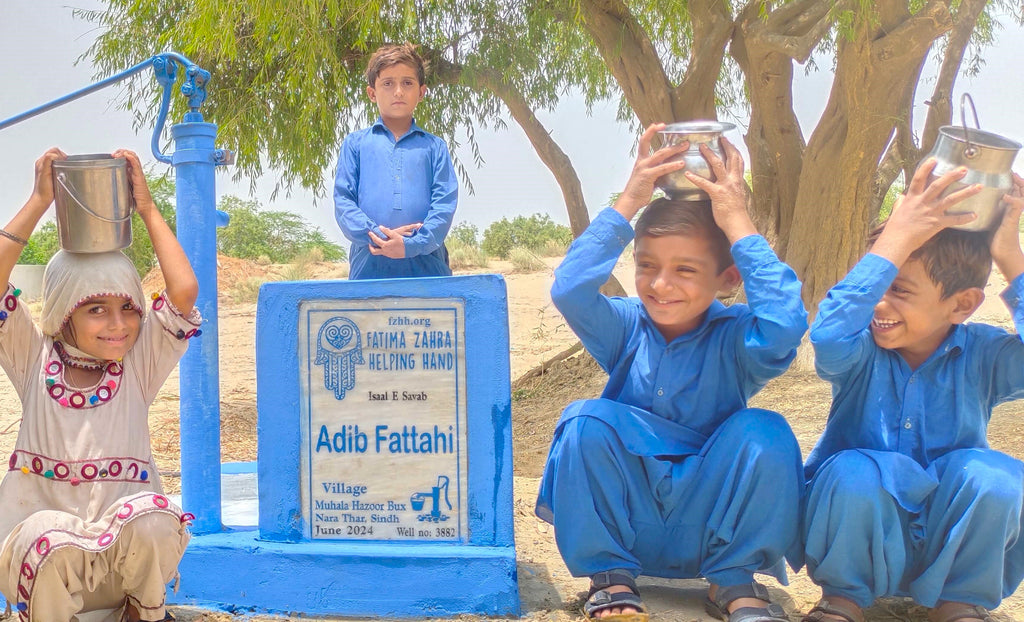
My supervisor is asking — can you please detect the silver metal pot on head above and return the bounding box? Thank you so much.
[655,121,736,200]
[927,94,1021,231]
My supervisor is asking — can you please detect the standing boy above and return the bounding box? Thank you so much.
[800,160,1024,622]
[334,43,458,279]
[536,124,807,622]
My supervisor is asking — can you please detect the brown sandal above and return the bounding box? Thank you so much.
[928,603,995,622]
[802,598,865,622]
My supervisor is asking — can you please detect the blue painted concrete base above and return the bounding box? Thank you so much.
[167,528,520,617]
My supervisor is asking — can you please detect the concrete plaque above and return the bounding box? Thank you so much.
[298,299,469,541]
[250,276,518,617]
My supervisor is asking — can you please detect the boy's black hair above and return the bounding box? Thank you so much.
[365,42,427,87]
[635,197,734,272]
[867,221,992,299]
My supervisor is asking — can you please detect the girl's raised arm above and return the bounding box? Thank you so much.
[0,148,67,288]
[114,149,199,313]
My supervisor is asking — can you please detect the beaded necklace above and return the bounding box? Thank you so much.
[53,341,106,370]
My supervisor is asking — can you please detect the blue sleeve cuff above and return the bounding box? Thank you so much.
[851,253,899,295]
[589,208,634,248]
[1001,272,1024,310]
[731,235,773,272]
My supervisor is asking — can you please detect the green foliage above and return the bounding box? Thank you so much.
[77,1,616,196]
[124,173,177,276]
[481,213,572,259]
[449,222,479,248]
[216,196,346,263]
[878,177,905,222]
[19,222,60,265]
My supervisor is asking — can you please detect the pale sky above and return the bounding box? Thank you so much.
[1,1,1022,248]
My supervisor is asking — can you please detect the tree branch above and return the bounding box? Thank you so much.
[873,1,952,65]
[919,0,988,152]
[428,51,628,297]
[758,0,838,63]
[577,0,674,125]
[671,0,733,117]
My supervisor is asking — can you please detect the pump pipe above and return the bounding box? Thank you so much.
[0,52,230,534]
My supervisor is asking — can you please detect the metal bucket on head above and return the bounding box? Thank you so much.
[926,94,1021,231]
[52,154,134,253]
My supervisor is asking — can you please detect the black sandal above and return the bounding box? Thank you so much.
[583,570,649,621]
[705,581,790,622]
[928,603,995,622]
[802,597,865,622]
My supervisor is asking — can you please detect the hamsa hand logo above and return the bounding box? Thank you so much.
[315,317,364,400]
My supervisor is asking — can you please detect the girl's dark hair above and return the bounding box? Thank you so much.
[635,198,734,272]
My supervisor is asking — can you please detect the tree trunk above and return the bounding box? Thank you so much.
[730,0,834,246]
[784,1,953,314]
[477,69,628,296]
[577,0,731,125]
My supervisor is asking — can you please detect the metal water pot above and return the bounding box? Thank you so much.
[926,95,1021,231]
[655,121,736,200]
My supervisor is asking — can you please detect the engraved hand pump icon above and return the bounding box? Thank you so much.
[411,475,452,522]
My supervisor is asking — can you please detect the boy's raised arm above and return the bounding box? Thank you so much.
[554,124,688,369]
[686,139,806,377]
[684,137,758,245]
[611,124,688,222]
[991,174,1024,286]
[811,159,982,377]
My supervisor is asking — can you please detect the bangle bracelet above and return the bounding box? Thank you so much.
[0,229,28,247]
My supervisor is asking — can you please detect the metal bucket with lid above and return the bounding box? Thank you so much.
[927,94,1021,231]
[52,154,134,253]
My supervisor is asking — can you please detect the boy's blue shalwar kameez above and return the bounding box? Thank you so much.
[803,253,1024,609]
[535,208,808,586]
[334,117,458,280]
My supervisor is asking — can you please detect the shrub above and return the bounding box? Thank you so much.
[280,248,321,281]
[539,238,570,257]
[448,241,488,270]
[508,246,546,272]
[481,213,572,259]
[228,276,273,303]
[217,196,346,263]
[449,222,479,248]
[20,222,60,266]
[878,179,904,222]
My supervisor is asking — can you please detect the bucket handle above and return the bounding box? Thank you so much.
[960,93,981,159]
[56,173,134,224]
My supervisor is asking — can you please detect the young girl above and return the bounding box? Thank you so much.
[0,148,200,622]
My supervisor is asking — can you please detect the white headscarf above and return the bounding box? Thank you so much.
[40,250,145,338]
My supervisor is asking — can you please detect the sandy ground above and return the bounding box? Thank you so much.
[1,252,1024,621]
